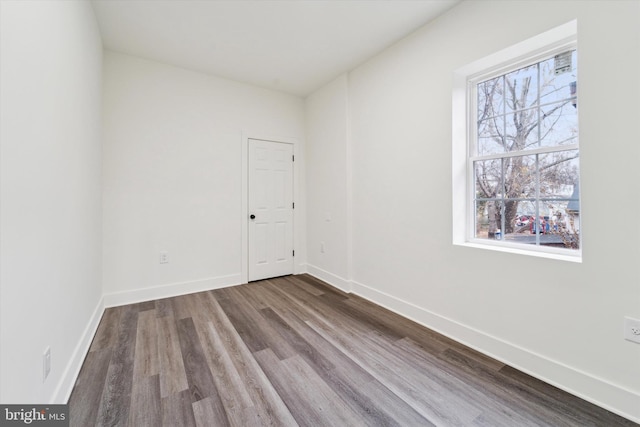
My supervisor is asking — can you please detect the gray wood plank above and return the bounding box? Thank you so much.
[259,307,336,374]
[129,300,156,312]
[199,291,298,427]
[127,374,161,427]
[282,275,327,296]
[171,292,202,321]
[236,281,271,310]
[497,364,639,427]
[254,349,362,427]
[192,396,231,427]
[395,337,544,426]
[68,348,112,426]
[213,287,269,353]
[133,309,159,379]
[162,389,197,427]
[342,292,456,353]
[155,297,175,318]
[264,307,432,426]
[306,316,484,425]
[218,286,297,360]
[90,306,122,352]
[437,346,589,426]
[193,319,254,427]
[94,307,138,426]
[157,315,189,398]
[176,316,230,426]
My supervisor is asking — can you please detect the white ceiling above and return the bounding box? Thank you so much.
[91,0,461,96]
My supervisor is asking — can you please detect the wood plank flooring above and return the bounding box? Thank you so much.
[69,274,637,426]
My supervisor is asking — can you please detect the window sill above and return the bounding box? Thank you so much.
[455,240,582,263]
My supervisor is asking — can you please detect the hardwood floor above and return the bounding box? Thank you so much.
[69,274,637,426]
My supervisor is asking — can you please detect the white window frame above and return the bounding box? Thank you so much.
[452,20,581,262]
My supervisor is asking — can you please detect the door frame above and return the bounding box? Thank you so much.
[241,132,302,284]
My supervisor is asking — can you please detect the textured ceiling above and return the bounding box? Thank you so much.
[91,0,461,96]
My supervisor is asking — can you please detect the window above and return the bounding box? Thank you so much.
[453,21,580,261]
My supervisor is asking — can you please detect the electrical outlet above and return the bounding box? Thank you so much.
[320,242,325,253]
[43,347,51,382]
[624,317,640,344]
[159,251,169,264]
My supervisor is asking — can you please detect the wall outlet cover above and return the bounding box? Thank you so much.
[43,347,51,382]
[624,317,640,344]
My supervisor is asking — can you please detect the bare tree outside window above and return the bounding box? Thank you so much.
[473,50,580,250]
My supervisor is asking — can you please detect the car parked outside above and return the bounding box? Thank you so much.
[515,215,532,227]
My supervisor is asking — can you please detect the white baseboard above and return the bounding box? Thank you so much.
[348,279,640,424]
[103,274,242,308]
[305,264,352,293]
[53,296,105,404]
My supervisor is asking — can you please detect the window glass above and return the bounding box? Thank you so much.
[472,49,580,251]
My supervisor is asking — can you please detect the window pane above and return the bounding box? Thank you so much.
[509,199,536,232]
[550,200,580,249]
[475,199,504,240]
[478,116,505,155]
[475,159,502,199]
[477,76,503,121]
[505,64,538,113]
[540,101,578,147]
[504,154,536,199]
[505,108,538,151]
[539,50,577,105]
[533,200,580,249]
[539,150,579,198]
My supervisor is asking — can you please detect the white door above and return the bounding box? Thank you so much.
[248,139,294,281]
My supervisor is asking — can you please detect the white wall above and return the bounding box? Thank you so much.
[2,0,637,420]
[306,0,640,421]
[0,0,103,404]
[305,75,351,290]
[102,51,305,303]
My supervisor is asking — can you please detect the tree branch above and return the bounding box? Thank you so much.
[539,153,579,172]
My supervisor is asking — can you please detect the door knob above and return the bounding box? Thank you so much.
[250,214,256,220]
